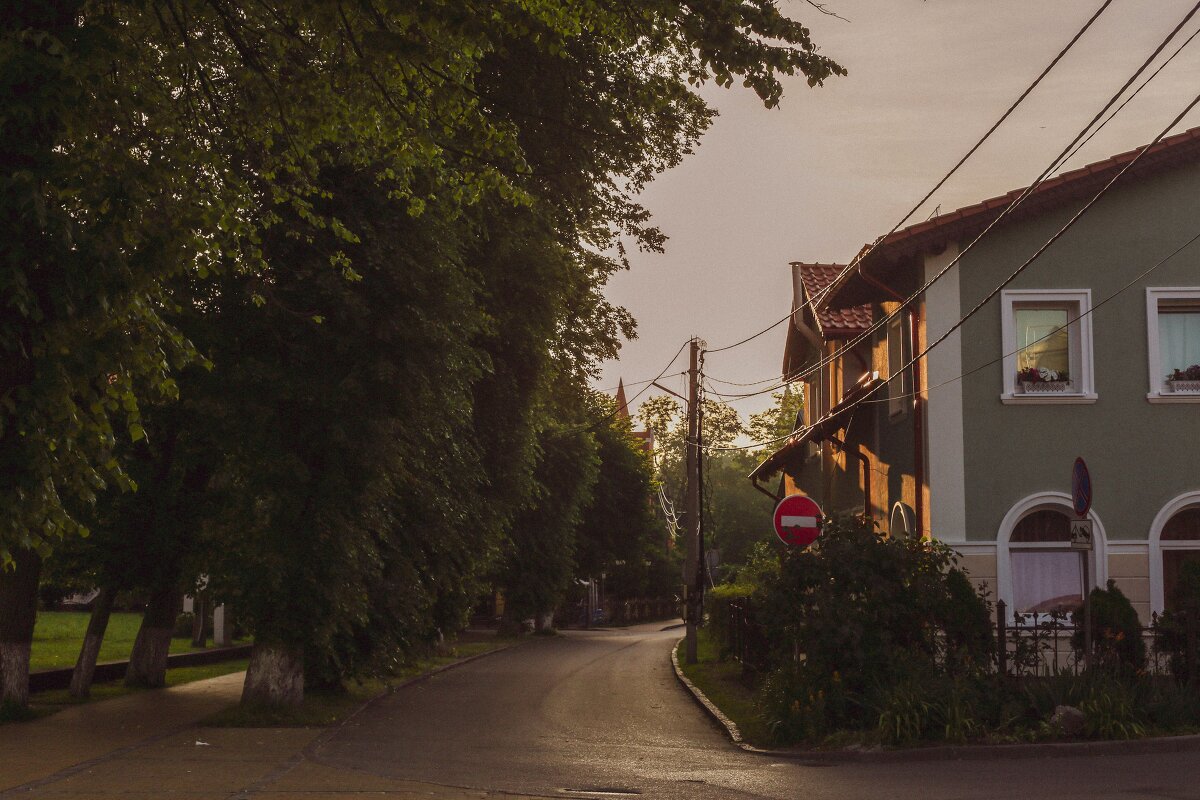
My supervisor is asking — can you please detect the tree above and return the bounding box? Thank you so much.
[4,0,844,706]
[576,410,668,602]
[748,387,805,445]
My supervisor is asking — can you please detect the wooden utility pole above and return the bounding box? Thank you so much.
[684,338,701,664]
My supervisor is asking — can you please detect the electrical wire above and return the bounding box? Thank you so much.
[702,0,1117,356]
[704,0,1200,404]
[705,181,1200,454]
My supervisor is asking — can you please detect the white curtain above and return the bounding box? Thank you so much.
[1012,550,1083,613]
[1160,311,1200,375]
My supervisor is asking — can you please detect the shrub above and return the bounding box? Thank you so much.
[751,516,993,743]
[1071,580,1145,672]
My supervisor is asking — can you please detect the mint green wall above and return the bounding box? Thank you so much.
[957,160,1200,542]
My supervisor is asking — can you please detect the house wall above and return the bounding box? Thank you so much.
[947,160,1200,620]
[956,159,1200,546]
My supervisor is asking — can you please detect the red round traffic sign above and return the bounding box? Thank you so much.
[773,495,823,547]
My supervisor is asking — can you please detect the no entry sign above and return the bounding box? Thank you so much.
[773,495,823,548]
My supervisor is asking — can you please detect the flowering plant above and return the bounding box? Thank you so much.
[1168,364,1200,381]
[1018,366,1069,384]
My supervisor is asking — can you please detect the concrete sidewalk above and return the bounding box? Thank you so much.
[1,657,547,798]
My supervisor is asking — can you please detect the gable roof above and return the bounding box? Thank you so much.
[794,262,873,336]
[821,124,1200,309]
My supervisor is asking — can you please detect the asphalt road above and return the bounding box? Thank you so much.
[312,622,1200,800]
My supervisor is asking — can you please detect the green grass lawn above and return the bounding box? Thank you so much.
[676,628,773,747]
[31,611,246,672]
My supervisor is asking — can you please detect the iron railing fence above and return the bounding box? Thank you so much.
[718,595,1200,682]
[995,599,1200,680]
[724,597,769,673]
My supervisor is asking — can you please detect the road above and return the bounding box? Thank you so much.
[312,622,1200,800]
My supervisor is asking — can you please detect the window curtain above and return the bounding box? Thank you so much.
[1160,311,1200,375]
[1012,550,1083,613]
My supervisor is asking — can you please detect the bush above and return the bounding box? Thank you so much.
[1071,580,1145,672]
[752,516,993,744]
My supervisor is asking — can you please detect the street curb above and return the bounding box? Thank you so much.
[669,637,1200,763]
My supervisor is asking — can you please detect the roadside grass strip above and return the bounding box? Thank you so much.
[674,629,773,747]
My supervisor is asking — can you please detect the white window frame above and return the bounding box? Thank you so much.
[995,492,1107,623]
[1000,289,1097,404]
[1145,287,1200,404]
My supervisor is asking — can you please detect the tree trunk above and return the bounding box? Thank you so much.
[241,643,304,707]
[68,586,116,698]
[124,586,179,688]
[0,549,42,708]
[190,595,206,648]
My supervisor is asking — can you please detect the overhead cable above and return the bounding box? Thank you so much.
[702,0,1117,356]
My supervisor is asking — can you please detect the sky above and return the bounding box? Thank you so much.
[592,0,1200,430]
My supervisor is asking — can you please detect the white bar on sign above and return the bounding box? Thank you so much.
[781,516,817,528]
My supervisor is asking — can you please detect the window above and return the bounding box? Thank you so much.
[887,314,911,417]
[1010,510,1084,614]
[1146,288,1200,403]
[1161,508,1200,610]
[1000,290,1096,403]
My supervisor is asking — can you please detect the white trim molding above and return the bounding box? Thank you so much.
[924,246,968,540]
[1148,490,1200,614]
[995,491,1108,621]
[999,289,1097,404]
[1145,287,1200,404]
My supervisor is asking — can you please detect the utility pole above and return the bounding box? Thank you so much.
[684,338,701,664]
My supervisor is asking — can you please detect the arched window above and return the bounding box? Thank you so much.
[1161,507,1200,610]
[997,492,1106,620]
[1010,510,1083,614]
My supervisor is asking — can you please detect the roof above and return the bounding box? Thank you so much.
[794,262,873,336]
[821,125,1200,309]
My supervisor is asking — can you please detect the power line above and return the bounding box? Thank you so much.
[708,0,1200,401]
[702,0,1117,356]
[706,91,1200,456]
[858,228,1200,406]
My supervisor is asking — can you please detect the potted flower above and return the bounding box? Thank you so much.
[1167,364,1200,393]
[1018,366,1072,393]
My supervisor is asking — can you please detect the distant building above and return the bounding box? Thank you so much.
[614,379,654,453]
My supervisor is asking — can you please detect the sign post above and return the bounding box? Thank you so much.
[773,495,823,548]
[1072,457,1093,666]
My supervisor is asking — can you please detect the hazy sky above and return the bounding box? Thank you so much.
[593,0,1200,428]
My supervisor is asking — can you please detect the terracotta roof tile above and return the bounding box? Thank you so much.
[793,262,873,336]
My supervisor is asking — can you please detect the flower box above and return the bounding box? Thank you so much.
[1020,380,1073,394]
[1167,379,1200,394]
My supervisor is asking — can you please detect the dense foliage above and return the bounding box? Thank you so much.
[1,0,845,706]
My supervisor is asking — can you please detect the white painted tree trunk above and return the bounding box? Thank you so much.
[241,643,304,707]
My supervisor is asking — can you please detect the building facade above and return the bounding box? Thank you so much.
[754,127,1200,622]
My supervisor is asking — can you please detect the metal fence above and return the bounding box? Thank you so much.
[607,597,681,625]
[724,597,768,673]
[720,595,1200,682]
[995,599,1199,679]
